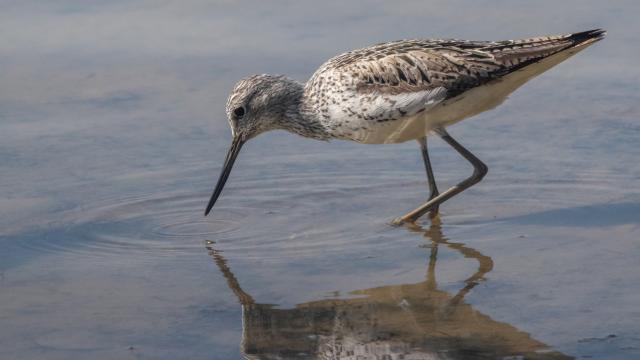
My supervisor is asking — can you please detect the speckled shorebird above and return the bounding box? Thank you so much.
[205,29,605,224]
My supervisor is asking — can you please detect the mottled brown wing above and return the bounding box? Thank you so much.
[324,29,605,99]
[478,29,605,68]
[324,39,501,99]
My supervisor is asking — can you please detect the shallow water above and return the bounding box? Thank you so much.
[1,1,640,359]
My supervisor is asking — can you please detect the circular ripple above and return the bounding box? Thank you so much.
[16,192,251,262]
[14,167,633,263]
[13,170,412,263]
[152,218,239,238]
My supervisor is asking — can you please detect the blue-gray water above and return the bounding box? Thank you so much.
[1,1,639,359]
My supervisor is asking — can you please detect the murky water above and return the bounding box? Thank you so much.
[1,1,639,359]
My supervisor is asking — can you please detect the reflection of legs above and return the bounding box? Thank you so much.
[425,236,438,291]
[418,137,440,219]
[395,129,488,225]
[411,218,494,306]
[422,218,442,291]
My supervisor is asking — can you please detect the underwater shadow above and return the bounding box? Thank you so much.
[500,202,640,228]
[207,219,572,359]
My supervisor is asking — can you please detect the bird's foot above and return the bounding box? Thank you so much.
[391,217,409,226]
[392,208,439,227]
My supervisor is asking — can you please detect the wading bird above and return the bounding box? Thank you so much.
[205,29,605,224]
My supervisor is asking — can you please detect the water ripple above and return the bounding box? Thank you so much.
[13,168,634,263]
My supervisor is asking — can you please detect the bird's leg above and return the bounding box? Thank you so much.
[418,136,440,218]
[393,129,488,225]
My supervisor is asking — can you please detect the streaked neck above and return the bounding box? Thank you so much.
[277,80,331,141]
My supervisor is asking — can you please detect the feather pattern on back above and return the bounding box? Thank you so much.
[301,29,605,143]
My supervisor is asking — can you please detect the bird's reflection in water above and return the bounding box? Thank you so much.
[207,219,571,360]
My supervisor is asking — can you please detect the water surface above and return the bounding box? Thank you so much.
[1,1,639,359]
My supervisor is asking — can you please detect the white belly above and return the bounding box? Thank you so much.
[348,44,592,144]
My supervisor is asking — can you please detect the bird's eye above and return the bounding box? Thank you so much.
[233,107,245,118]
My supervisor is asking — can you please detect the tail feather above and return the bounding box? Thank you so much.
[568,29,607,46]
[486,29,606,71]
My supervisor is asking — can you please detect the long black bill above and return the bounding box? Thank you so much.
[204,137,244,216]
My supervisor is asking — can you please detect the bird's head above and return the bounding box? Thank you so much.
[204,74,302,216]
[226,74,297,141]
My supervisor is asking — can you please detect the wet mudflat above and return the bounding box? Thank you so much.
[1,1,639,359]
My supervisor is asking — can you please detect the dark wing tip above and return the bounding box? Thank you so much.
[569,29,607,44]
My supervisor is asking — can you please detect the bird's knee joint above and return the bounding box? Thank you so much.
[474,163,488,180]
